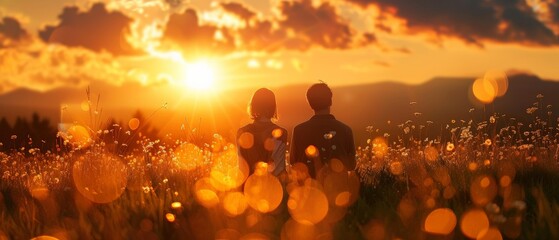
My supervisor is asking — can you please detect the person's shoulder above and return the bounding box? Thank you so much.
[270,122,286,130]
[270,123,288,134]
[293,119,312,131]
[271,124,288,141]
[237,123,254,134]
[334,119,353,133]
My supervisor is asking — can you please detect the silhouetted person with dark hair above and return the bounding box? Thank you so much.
[290,82,356,178]
[237,88,288,177]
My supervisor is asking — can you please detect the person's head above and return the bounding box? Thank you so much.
[306,82,332,112]
[248,88,277,120]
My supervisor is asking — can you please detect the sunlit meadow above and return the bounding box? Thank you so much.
[1,73,559,240]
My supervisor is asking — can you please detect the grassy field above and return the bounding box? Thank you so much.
[2,100,559,240]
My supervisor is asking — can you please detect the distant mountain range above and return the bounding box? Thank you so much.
[1,74,557,144]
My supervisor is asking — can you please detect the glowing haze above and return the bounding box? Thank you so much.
[0,0,558,94]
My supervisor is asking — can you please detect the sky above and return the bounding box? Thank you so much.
[1,0,559,95]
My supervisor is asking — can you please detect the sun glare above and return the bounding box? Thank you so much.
[183,61,217,91]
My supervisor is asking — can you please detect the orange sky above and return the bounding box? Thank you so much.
[1,0,559,94]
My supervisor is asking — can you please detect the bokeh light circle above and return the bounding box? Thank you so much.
[460,209,490,239]
[128,118,140,130]
[288,186,329,225]
[62,125,92,148]
[72,153,128,204]
[194,177,220,208]
[424,208,457,235]
[210,147,248,191]
[472,78,496,103]
[477,227,503,240]
[470,175,498,206]
[222,192,248,217]
[174,143,204,171]
[244,172,283,213]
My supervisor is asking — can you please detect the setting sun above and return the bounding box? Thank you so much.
[183,61,217,91]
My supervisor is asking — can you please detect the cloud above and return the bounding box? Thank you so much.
[0,17,29,48]
[0,45,136,94]
[345,0,559,47]
[161,8,235,58]
[219,2,257,21]
[38,3,140,55]
[276,0,366,50]
[164,0,186,9]
[162,0,377,54]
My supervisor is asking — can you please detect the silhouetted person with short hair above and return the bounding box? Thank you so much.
[237,88,288,177]
[290,82,356,178]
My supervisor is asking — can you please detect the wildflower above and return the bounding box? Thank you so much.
[526,107,538,114]
[489,116,496,124]
[484,139,492,146]
[446,142,455,152]
[460,127,473,139]
[10,135,17,140]
[404,127,410,134]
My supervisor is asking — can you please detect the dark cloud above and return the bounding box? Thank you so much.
[277,0,357,50]
[162,1,376,55]
[161,8,235,58]
[0,17,29,47]
[236,19,288,52]
[164,0,186,8]
[220,2,257,21]
[345,0,559,46]
[39,3,140,55]
[549,1,559,29]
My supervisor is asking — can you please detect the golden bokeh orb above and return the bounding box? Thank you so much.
[128,118,140,130]
[288,186,328,225]
[244,172,283,213]
[460,209,490,239]
[174,143,204,171]
[72,154,128,204]
[194,178,220,208]
[424,208,457,235]
[222,192,248,217]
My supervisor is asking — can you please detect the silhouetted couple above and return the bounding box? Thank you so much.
[236,83,356,180]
